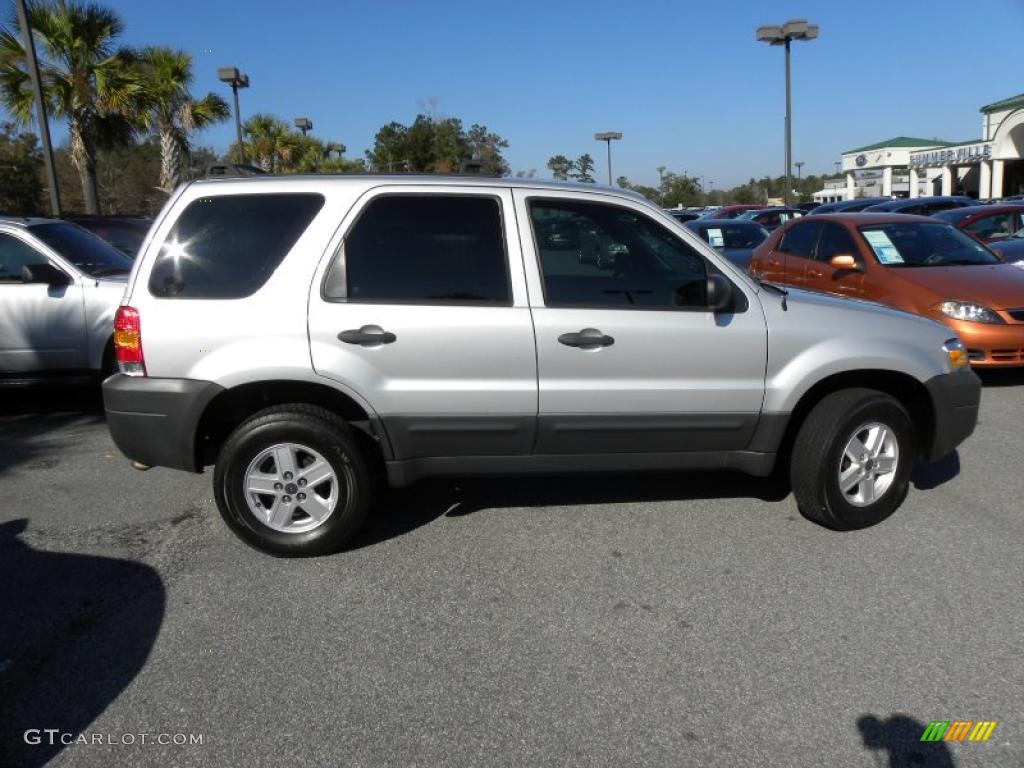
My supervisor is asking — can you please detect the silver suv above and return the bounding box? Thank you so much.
[103,177,981,556]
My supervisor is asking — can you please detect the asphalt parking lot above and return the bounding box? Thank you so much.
[1,374,1022,768]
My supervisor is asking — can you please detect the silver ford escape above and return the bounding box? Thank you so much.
[102,176,981,556]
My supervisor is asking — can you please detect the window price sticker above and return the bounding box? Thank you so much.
[863,230,903,264]
[706,228,725,249]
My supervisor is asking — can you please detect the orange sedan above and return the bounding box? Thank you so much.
[749,213,1024,367]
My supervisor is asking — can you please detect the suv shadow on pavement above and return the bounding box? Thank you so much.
[350,470,792,551]
[353,451,964,552]
[857,713,957,768]
[0,519,164,768]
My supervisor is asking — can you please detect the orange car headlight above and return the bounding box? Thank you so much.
[934,300,1003,324]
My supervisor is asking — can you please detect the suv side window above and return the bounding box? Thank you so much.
[0,233,46,282]
[330,195,510,304]
[529,199,708,309]
[777,221,822,259]
[813,223,860,263]
[149,193,324,299]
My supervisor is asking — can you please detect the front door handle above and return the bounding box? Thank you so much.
[338,325,397,346]
[558,328,614,348]
[807,269,824,278]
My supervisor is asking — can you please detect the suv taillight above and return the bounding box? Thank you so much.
[113,306,146,376]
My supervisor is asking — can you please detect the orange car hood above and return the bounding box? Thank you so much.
[893,263,1024,309]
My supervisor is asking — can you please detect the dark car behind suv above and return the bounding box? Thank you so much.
[65,215,153,257]
[860,196,975,216]
[807,197,889,215]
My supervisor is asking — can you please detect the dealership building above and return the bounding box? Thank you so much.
[814,93,1024,202]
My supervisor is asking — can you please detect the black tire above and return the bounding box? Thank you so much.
[213,404,372,556]
[790,388,915,530]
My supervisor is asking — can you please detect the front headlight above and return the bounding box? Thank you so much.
[942,338,970,370]
[934,301,1004,324]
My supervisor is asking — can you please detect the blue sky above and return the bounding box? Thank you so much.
[12,0,1024,188]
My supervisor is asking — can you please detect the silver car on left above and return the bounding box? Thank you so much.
[0,217,135,379]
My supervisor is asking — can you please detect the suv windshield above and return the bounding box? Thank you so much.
[857,222,1000,267]
[29,221,134,277]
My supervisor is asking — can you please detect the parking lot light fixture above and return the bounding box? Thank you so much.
[218,67,250,163]
[594,132,622,186]
[756,19,818,206]
[294,117,313,135]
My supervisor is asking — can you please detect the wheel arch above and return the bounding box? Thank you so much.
[777,369,934,460]
[194,379,391,469]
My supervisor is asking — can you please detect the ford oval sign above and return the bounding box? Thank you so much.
[855,154,867,167]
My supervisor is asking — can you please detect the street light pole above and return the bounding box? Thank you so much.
[218,67,250,163]
[657,165,666,205]
[294,117,313,136]
[14,0,60,215]
[594,131,622,185]
[756,19,818,207]
[784,37,791,205]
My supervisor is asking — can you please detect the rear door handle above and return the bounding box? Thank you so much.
[338,326,397,346]
[558,328,614,348]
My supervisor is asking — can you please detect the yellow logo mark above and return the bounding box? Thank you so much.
[967,721,997,742]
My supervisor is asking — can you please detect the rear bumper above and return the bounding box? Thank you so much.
[102,375,223,472]
[924,371,981,461]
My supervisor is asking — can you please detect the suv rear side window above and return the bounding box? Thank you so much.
[149,193,324,299]
[332,195,510,304]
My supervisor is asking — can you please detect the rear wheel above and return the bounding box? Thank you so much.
[214,405,372,556]
[790,388,915,530]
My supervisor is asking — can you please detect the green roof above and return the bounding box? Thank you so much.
[980,93,1024,114]
[845,136,956,154]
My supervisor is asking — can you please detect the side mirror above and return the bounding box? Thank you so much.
[829,254,861,271]
[706,274,734,312]
[21,263,70,286]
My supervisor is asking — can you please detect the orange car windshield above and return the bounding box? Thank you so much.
[858,222,1000,268]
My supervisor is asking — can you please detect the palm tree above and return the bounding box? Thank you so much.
[138,46,228,191]
[0,0,142,214]
[242,113,297,172]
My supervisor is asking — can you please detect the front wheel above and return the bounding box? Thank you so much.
[790,388,915,530]
[213,405,372,556]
